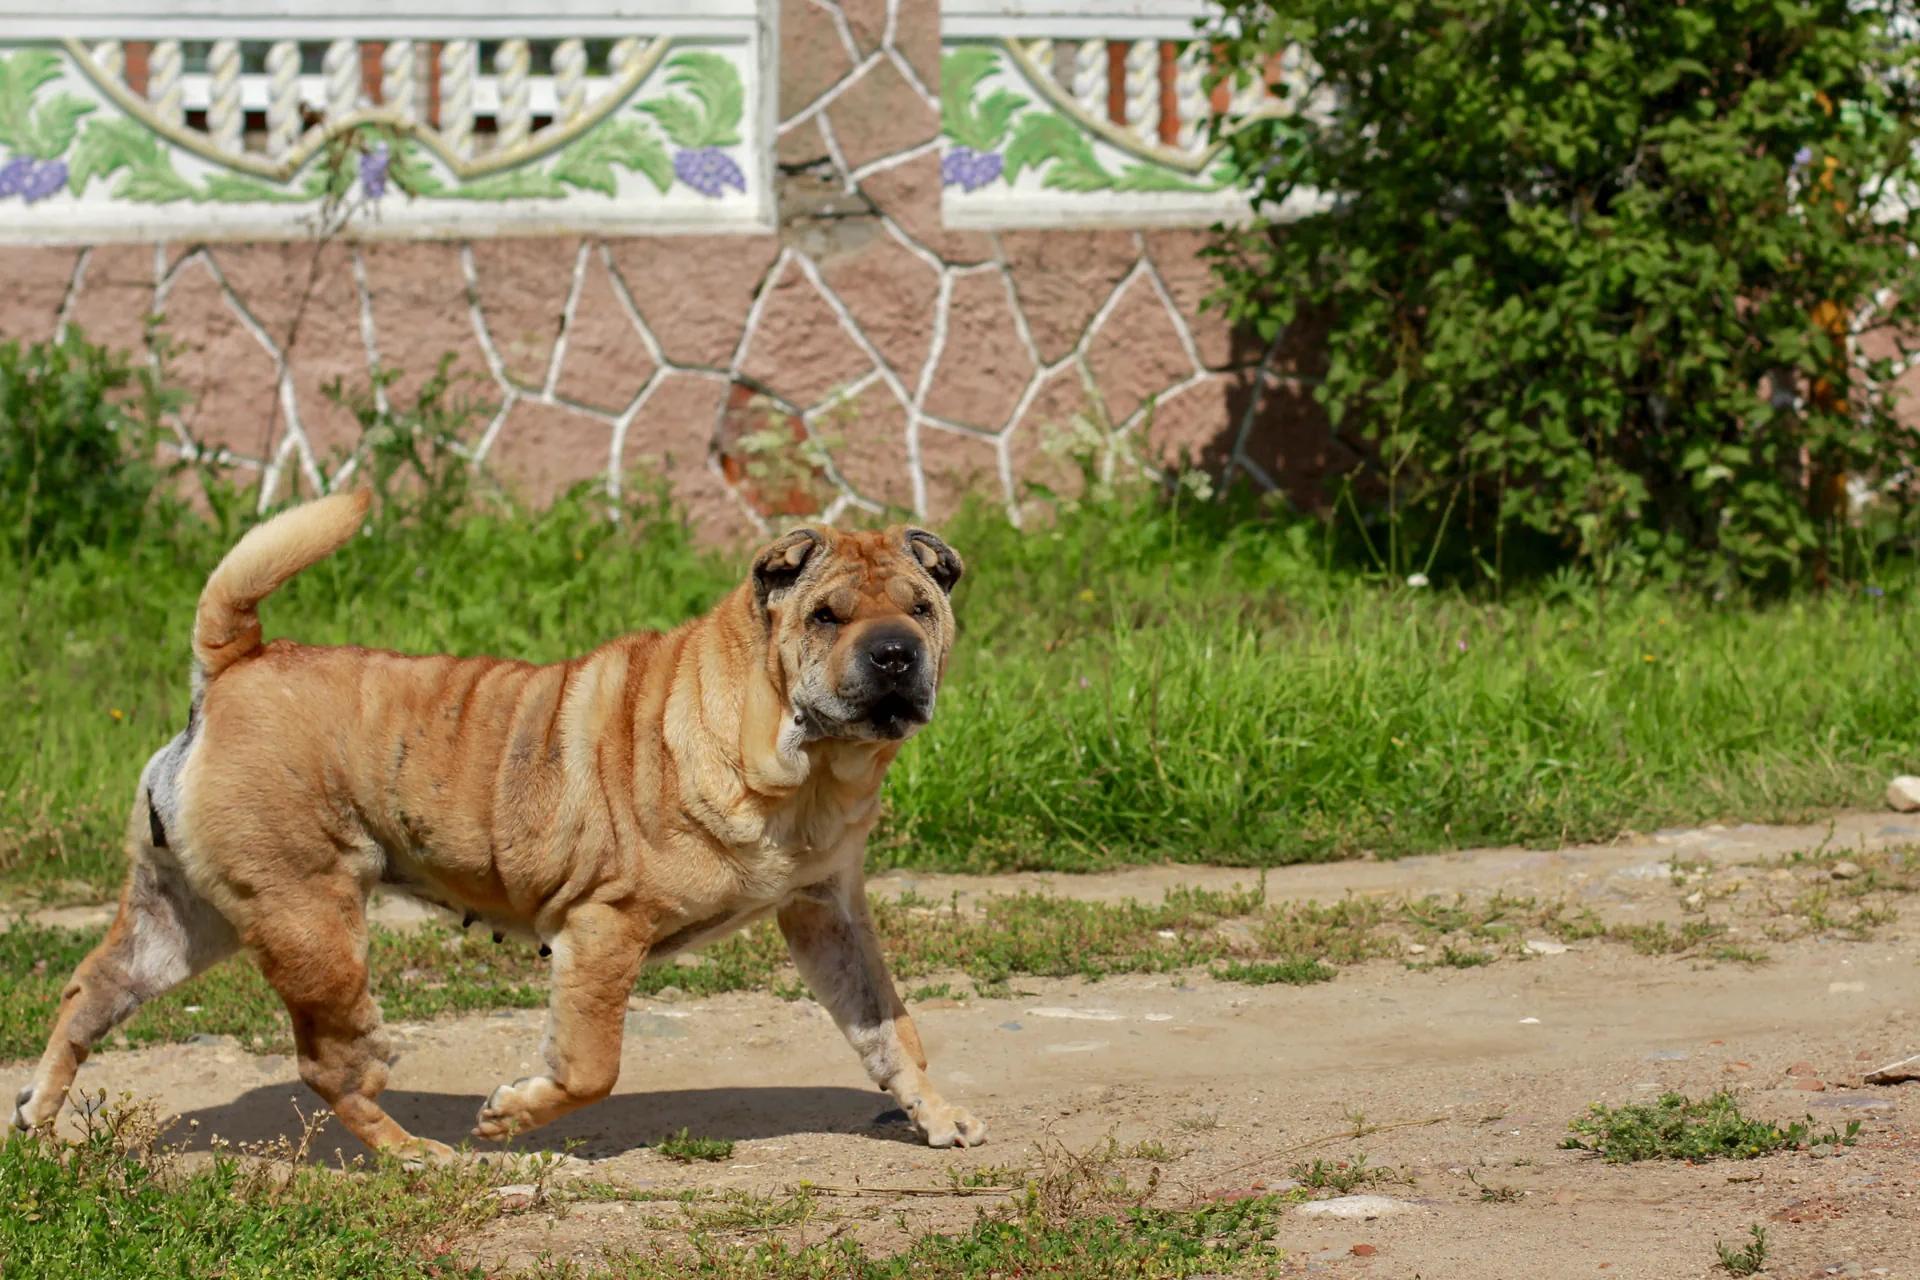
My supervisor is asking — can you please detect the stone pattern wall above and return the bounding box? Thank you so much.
[0,1,1349,541]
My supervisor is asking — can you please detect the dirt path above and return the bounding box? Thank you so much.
[15,813,1920,1278]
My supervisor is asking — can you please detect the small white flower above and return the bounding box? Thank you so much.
[1406,572,1430,588]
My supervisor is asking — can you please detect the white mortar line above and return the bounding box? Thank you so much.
[814,109,857,192]
[349,245,389,417]
[810,0,863,69]
[849,138,940,186]
[606,365,669,501]
[728,246,796,375]
[471,388,519,466]
[1137,233,1207,376]
[53,247,92,342]
[542,240,593,399]
[777,52,883,134]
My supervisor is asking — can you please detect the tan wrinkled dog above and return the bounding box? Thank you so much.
[13,490,985,1160]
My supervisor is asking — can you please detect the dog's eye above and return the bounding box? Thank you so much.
[912,601,933,618]
[811,606,839,626]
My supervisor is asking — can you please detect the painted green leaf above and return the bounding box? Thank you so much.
[447,167,570,200]
[66,117,160,197]
[942,47,1026,152]
[554,118,673,195]
[1112,164,1217,193]
[0,49,65,155]
[116,162,197,204]
[19,94,95,160]
[199,172,310,203]
[388,138,447,197]
[1005,112,1111,190]
[637,51,744,150]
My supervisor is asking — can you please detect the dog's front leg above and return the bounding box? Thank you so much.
[777,875,986,1148]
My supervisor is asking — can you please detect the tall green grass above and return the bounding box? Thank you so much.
[4,479,1919,895]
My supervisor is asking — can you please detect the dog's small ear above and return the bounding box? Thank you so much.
[905,529,964,594]
[752,528,823,614]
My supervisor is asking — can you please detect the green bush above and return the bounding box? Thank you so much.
[1207,0,1920,587]
[0,330,167,563]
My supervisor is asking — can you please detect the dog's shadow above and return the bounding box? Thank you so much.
[173,1084,921,1163]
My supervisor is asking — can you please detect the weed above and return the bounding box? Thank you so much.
[1439,946,1494,968]
[1562,1092,1859,1163]
[0,1093,503,1277]
[1290,1155,1393,1194]
[1126,1139,1177,1162]
[947,1163,1027,1189]
[654,1129,734,1163]
[1213,956,1336,985]
[1715,1224,1769,1276]
[1175,1113,1221,1133]
[907,983,958,1003]
[1466,1169,1522,1203]
[686,1187,822,1233]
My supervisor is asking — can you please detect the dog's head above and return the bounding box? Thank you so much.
[751,524,964,742]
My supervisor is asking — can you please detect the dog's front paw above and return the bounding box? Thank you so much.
[912,1097,987,1148]
[473,1078,535,1141]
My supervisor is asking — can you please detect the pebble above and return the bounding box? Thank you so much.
[1524,939,1568,955]
[1794,1078,1827,1092]
[1787,1062,1820,1076]
[1042,1040,1107,1054]
[1809,1143,1836,1158]
[1724,1062,1752,1073]
[653,986,684,1002]
[494,1184,537,1210]
[998,1021,1024,1032]
[1294,1195,1421,1221]
[1550,1188,1577,1206]
[1864,1052,1920,1085]
[1830,861,1862,881]
[1887,775,1920,812]
[1351,1244,1377,1257]
[673,953,708,969]
[1025,1007,1123,1022]
[1407,944,1427,954]
[1830,981,1867,994]
[1643,1049,1688,1062]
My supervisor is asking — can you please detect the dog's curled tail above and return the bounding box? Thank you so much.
[192,489,372,685]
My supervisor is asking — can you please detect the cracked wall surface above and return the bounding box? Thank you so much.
[0,1,1352,540]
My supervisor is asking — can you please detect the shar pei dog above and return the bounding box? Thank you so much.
[13,490,985,1160]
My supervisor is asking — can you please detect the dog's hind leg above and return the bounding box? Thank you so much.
[13,835,238,1132]
[474,902,645,1141]
[246,877,454,1165]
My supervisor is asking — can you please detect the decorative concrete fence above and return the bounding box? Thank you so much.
[0,0,1349,539]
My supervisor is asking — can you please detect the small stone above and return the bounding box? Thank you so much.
[1787,1062,1819,1076]
[1294,1195,1421,1220]
[744,1034,778,1049]
[1856,1050,1874,1061]
[1830,981,1867,994]
[627,996,646,1011]
[1887,775,1920,812]
[1351,1244,1377,1257]
[654,986,684,1002]
[1794,1078,1827,1092]
[495,1184,537,1209]
[999,1021,1023,1031]
[1830,861,1862,881]
[1864,1052,1920,1084]
[1809,1143,1836,1158]
[1407,944,1428,954]
[1725,1062,1752,1073]
[1524,939,1568,955]
[673,953,707,969]
[1550,1188,1577,1206]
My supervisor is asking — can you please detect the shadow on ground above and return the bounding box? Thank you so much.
[171,1083,915,1161]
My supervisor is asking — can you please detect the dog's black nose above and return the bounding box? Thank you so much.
[868,636,918,677]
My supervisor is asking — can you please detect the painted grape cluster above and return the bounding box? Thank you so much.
[941,145,1003,193]
[672,146,746,197]
[0,154,65,203]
